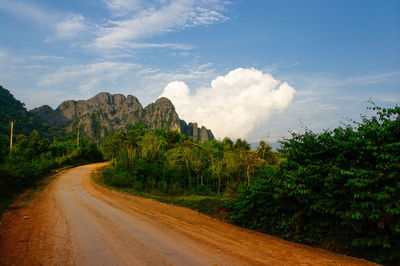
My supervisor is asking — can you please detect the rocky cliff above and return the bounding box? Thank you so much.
[35,92,214,142]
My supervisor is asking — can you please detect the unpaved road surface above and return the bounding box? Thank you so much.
[0,163,376,265]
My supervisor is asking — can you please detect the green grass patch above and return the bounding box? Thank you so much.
[135,193,229,220]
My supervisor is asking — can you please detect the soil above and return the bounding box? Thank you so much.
[0,163,377,265]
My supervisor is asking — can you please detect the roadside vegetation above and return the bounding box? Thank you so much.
[0,130,102,215]
[101,105,399,264]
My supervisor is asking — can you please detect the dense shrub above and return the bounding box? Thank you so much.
[102,167,134,187]
[228,105,400,264]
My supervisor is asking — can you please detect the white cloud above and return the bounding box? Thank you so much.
[55,13,88,39]
[160,68,296,139]
[1,0,229,52]
[94,0,228,49]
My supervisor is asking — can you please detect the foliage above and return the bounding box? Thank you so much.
[0,130,102,215]
[101,125,279,197]
[228,105,400,264]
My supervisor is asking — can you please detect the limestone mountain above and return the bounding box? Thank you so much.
[35,92,214,142]
[143,97,214,142]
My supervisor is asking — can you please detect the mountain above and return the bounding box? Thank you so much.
[31,105,69,127]
[34,92,214,142]
[143,97,214,142]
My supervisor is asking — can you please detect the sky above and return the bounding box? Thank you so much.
[1,0,399,143]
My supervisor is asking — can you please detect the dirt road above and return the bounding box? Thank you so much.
[0,163,375,265]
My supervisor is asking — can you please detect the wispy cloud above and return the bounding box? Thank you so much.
[285,71,400,91]
[0,0,57,24]
[1,0,230,52]
[1,1,90,41]
[54,13,89,39]
[93,41,194,50]
[30,55,67,61]
[104,0,142,16]
[93,0,229,49]
[337,71,400,86]
[143,63,216,83]
[38,61,140,95]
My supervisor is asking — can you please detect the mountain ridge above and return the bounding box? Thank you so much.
[33,92,214,142]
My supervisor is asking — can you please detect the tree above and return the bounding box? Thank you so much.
[256,140,277,165]
[139,132,167,160]
[239,150,260,186]
[234,138,251,151]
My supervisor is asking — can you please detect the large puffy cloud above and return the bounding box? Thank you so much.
[160,68,295,139]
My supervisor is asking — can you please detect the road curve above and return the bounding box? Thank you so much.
[0,163,376,265]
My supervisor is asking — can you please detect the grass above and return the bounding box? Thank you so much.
[134,193,229,220]
[91,167,230,221]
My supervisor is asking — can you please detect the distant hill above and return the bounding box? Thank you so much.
[32,92,214,142]
[0,86,65,139]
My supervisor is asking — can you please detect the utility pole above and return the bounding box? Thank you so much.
[77,128,80,148]
[9,119,16,154]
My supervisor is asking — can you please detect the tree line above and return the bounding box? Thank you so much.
[101,125,281,196]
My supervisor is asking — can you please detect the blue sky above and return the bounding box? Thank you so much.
[1,0,399,142]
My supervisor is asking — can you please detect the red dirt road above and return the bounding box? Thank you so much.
[0,163,376,265]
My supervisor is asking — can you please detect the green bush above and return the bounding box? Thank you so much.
[102,167,134,187]
[228,105,400,264]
